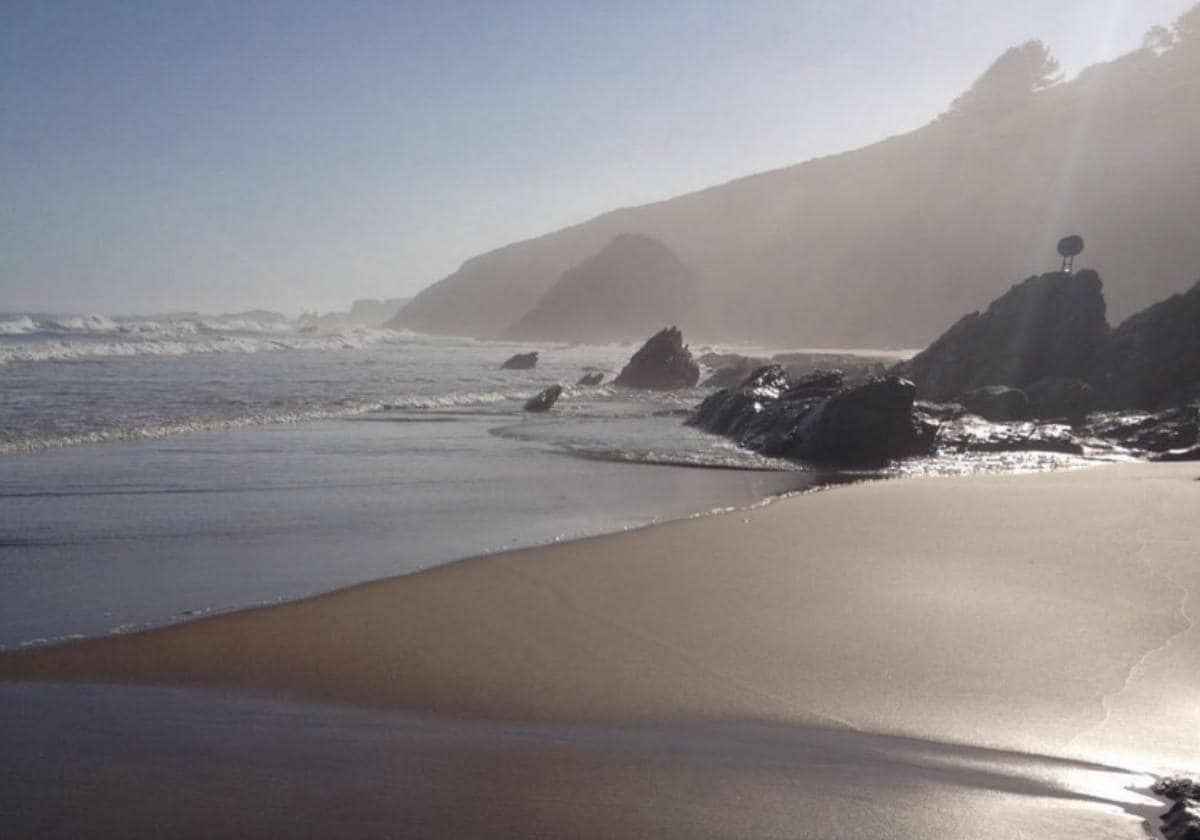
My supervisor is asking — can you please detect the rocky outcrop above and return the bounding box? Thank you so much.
[958,386,1029,421]
[928,413,1084,455]
[523,385,563,412]
[1153,777,1200,840]
[1024,376,1094,421]
[501,352,539,370]
[687,367,934,465]
[1083,405,1198,453]
[503,234,698,344]
[1095,279,1200,409]
[576,372,604,387]
[896,271,1109,402]
[614,327,700,390]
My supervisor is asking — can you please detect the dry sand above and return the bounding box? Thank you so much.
[3,462,1198,773]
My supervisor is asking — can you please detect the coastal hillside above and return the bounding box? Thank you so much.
[502,234,698,344]
[389,10,1200,347]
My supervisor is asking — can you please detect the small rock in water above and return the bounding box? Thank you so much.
[524,385,563,412]
[501,352,539,370]
[576,372,604,387]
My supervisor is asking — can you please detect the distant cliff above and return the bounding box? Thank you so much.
[390,15,1200,347]
[502,234,697,343]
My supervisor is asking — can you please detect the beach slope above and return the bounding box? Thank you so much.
[3,463,1198,772]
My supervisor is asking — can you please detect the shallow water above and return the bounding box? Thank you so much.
[0,321,830,646]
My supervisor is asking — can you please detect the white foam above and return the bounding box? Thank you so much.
[0,316,38,335]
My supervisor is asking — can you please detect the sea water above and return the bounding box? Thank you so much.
[0,313,824,646]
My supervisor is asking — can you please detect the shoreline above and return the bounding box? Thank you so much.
[4,461,1198,839]
[3,462,1198,765]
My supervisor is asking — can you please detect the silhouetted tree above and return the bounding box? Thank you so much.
[949,41,1061,115]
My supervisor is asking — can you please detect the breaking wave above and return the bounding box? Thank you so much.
[0,313,412,364]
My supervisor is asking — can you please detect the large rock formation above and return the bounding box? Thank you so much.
[614,327,700,390]
[1095,279,1200,409]
[687,367,934,464]
[503,234,698,344]
[387,26,1200,347]
[896,271,1108,402]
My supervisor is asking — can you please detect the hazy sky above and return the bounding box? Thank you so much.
[2,0,1195,315]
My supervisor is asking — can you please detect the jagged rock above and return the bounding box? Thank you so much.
[1083,406,1198,453]
[927,413,1085,455]
[897,271,1108,401]
[614,327,700,390]
[959,386,1029,421]
[501,352,539,370]
[1024,376,1094,422]
[688,368,932,464]
[787,377,934,463]
[1154,778,1200,802]
[523,385,562,412]
[1096,278,1200,409]
[576,372,604,387]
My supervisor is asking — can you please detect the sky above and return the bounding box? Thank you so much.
[2,0,1196,316]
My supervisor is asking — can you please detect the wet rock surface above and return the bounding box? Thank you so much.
[501,352,539,370]
[1154,777,1200,840]
[688,368,932,465]
[523,385,563,412]
[688,367,1199,464]
[614,327,700,390]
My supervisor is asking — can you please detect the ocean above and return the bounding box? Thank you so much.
[0,312,836,647]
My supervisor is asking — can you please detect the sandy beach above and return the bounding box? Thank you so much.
[4,462,1198,754]
[3,462,1198,838]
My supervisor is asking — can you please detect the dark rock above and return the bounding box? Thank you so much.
[688,368,933,465]
[688,365,799,442]
[959,386,1029,421]
[614,327,700,390]
[784,377,934,464]
[1153,777,1200,802]
[576,372,604,387]
[1096,278,1200,409]
[501,352,539,370]
[927,413,1085,455]
[523,385,562,412]
[896,271,1108,401]
[1154,445,1200,462]
[1084,405,1198,453]
[1024,376,1094,421]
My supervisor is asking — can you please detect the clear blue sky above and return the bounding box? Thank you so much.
[2,0,1195,315]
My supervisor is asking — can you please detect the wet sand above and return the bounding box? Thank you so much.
[2,463,1198,837]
